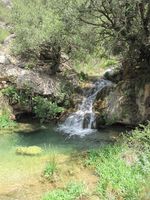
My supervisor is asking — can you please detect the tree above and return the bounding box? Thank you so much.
[12,0,96,74]
[79,0,150,78]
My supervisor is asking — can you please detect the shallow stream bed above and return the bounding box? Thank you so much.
[0,123,127,200]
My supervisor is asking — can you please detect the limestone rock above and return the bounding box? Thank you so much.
[95,79,150,127]
[0,64,61,96]
[1,0,12,8]
[0,52,10,65]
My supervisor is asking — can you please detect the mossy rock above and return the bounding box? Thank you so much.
[16,146,43,156]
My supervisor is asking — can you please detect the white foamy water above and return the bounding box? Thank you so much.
[58,79,112,137]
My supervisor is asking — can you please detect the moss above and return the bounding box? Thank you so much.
[16,146,43,156]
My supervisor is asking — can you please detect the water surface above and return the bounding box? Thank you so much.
[0,123,126,200]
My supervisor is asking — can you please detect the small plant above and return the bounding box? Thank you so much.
[2,86,20,104]
[43,156,57,181]
[42,182,85,200]
[33,96,64,122]
[0,114,16,129]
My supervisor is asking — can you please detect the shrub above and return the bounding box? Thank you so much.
[2,87,64,122]
[33,96,64,122]
[0,114,16,129]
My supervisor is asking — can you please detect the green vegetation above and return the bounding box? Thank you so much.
[42,182,85,200]
[11,0,88,74]
[85,122,150,200]
[0,28,10,44]
[43,156,57,181]
[0,92,16,130]
[73,53,118,76]
[2,86,64,122]
[16,146,43,156]
[11,0,150,75]
[0,114,16,129]
[33,96,64,122]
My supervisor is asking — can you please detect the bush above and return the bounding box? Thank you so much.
[2,87,64,122]
[33,96,64,122]
[0,114,16,129]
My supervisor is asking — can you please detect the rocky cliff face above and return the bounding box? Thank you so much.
[0,64,61,96]
[95,69,150,127]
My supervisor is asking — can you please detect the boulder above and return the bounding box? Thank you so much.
[103,66,123,83]
[0,52,10,65]
[95,79,150,127]
[0,64,61,96]
[1,0,12,8]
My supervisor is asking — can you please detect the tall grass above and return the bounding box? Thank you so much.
[73,53,118,76]
[86,122,150,200]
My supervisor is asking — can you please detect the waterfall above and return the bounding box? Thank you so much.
[58,79,112,137]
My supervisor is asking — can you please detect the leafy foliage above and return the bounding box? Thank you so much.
[2,86,64,122]
[0,114,16,129]
[86,122,150,200]
[79,0,150,76]
[43,156,57,181]
[33,96,64,122]
[11,0,87,55]
[42,182,85,200]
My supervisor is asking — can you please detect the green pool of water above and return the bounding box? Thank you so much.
[0,123,126,199]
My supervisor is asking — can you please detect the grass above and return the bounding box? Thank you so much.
[85,122,150,200]
[73,53,118,76]
[42,182,85,200]
[0,114,16,129]
[43,156,57,181]
[0,28,10,44]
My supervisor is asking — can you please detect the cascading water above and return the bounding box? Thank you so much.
[58,79,112,137]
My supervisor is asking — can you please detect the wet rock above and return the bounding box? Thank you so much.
[95,79,150,127]
[103,66,123,83]
[83,113,91,128]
